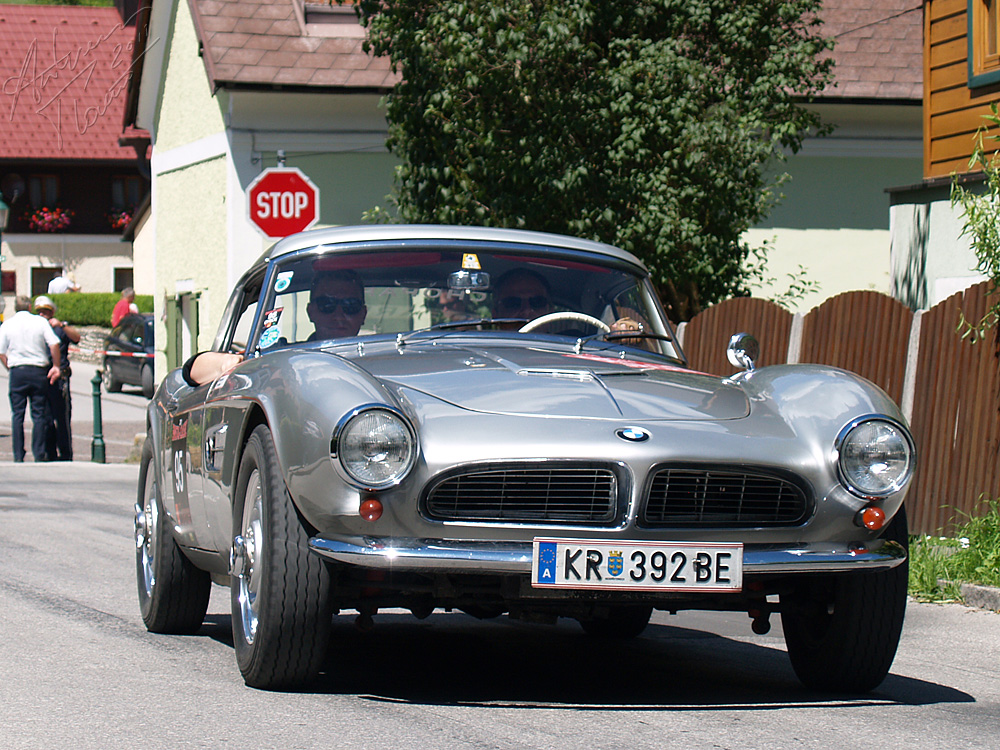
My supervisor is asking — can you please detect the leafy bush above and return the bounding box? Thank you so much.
[46,293,154,327]
[908,496,1000,601]
[951,102,1000,340]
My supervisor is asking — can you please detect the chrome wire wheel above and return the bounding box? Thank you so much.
[236,468,264,647]
[135,438,210,634]
[135,464,158,599]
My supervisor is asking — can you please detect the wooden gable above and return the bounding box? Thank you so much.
[926,0,1000,178]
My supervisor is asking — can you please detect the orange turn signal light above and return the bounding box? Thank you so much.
[857,505,886,531]
[360,497,383,522]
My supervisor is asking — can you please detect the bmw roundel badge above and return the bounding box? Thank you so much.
[616,426,650,442]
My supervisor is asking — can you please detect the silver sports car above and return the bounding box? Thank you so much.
[135,225,914,692]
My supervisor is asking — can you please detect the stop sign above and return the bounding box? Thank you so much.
[247,167,320,238]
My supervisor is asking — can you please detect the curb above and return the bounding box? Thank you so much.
[938,578,1000,612]
[959,583,1000,612]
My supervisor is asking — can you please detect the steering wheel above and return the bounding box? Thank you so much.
[519,311,611,333]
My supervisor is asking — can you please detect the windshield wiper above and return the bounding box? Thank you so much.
[396,318,528,347]
[602,330,674,343]
[570,330,683,364]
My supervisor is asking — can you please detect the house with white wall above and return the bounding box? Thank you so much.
[0,1,150,315]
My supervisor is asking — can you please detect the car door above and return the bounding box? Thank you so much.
[200,266,267,552]
[122,317,146,385]
[106,321,128,385]
[110,318,138,385]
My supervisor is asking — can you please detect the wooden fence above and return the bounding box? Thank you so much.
[677,281,1000,536]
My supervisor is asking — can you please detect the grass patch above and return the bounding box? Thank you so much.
[908,496,1000,602]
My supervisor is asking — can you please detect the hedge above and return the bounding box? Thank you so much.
[44,293,154,327]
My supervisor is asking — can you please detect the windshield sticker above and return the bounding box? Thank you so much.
[462,253,481,270]
[262,307,282,329]
[259,327,281,349]
[274,271,294,293]
[258,307,283,349]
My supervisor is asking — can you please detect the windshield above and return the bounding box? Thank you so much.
[248,245,681,359]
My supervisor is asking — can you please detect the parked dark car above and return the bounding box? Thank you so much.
[103,313,155,398]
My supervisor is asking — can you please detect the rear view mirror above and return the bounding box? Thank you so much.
[448,270,490,291]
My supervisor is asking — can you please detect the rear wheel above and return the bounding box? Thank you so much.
[135,439,211,633]
[102,359,122,393]
[231,425,333,690]
[780,506,909,692]
[578,605,652,639]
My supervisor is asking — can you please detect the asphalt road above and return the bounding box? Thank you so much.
[0,463,998,749]
[0,360,148,463]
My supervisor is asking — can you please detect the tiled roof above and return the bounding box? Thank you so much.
[0,5,149,161]
[189,0,920,100]
[820,0,923,100]
[190,0,396,91]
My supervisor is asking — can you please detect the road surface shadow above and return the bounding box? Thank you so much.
[199,610,971,707]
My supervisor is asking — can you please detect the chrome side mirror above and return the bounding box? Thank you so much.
[726,332,759,372]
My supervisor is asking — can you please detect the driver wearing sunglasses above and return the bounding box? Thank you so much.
[492,268,553,325]
[307,269,368,341]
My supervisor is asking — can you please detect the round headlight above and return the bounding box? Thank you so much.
[837,418,914,497]
[335,408,416,489]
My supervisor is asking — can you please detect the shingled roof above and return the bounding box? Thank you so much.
[0,4,149,161]
[189,0,395,92]
[820,0,923,100]
[184,0,921,99]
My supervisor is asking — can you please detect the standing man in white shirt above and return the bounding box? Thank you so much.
[47,273,80,294]
[0,296,62,462]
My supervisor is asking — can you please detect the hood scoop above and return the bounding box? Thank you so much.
[517,368,596,383]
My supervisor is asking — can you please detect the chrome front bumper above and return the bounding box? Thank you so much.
[308,536,906,575]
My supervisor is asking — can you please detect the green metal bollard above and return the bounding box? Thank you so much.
[91,371,106,463]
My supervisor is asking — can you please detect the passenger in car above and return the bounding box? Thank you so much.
[183,351,244,387]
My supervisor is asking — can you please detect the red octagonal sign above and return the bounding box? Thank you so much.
[247,167,320,239]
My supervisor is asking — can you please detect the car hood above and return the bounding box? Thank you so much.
[342,343,749,421]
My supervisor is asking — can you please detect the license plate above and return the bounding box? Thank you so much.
[531,538,743,592]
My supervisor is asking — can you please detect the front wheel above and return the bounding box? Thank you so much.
[231,425,333,690]
[135,439,211,633]
[780,506,909,692]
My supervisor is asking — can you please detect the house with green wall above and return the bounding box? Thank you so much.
[123,0,396,374]
[125,0,923,384]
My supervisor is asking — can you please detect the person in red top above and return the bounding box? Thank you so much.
[111,287,137,327]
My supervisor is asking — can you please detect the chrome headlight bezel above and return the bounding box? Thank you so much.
[835,416,915,499]
[332,405,417,490]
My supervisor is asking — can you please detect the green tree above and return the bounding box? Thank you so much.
[356,0,833,320]
[951,103,1000,341]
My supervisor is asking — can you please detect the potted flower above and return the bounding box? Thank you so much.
[25,206,74,232]
[107,207,133,231]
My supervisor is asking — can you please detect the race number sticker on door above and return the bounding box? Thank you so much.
[532,538,743,592]
[171,417,191,524]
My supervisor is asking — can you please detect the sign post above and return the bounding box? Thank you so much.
[247,167,320,239]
